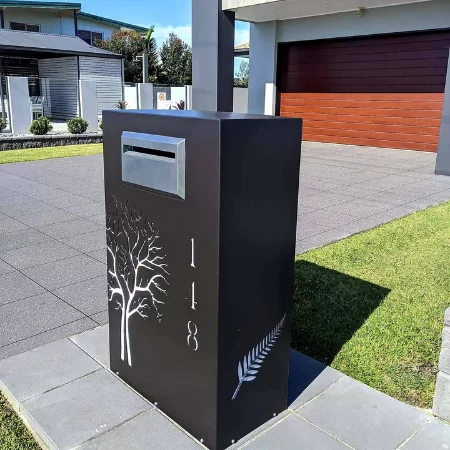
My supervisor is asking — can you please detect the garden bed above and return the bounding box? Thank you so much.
[0,132,102,151]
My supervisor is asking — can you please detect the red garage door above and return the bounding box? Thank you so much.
[278,31,450,152]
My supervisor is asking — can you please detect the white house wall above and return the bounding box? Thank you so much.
[38,57,79,120]
[276,0,450,43]
[77,18,120,40]
[79,57,123,115]
[3,9,75,35]
[248,0,450,114]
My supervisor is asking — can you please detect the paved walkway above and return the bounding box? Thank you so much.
[296,142,450,253]
[0,143,450,359]
[1,325,449,450]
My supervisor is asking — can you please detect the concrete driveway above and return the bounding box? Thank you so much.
[0,142,450,359]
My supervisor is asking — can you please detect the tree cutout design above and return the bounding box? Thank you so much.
[106,197,170,367]
[232,314,286,400]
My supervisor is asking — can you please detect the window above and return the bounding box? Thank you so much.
[78,30,103,45]
[10,22,40,32]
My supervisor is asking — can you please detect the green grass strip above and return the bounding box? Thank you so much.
[293,201,450,408]
[0,393,39,450]
[0,144,102,164]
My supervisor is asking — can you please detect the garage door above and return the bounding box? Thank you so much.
[278,31,450,152]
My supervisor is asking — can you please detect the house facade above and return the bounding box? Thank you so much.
[0,1,147,119]
[223,0,450,155]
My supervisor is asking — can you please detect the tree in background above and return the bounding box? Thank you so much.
[234,60,249,88]
[143,26,159,82]
[95,29,158,83]
[159,33,192,86]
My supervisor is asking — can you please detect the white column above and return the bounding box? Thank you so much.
[248,21,278,115]
[185,85,193,110]
[137,83,154,109]
[435,53,450,175]
[7,76,32,134]
[79,80,98,132]
[264,83,277,116]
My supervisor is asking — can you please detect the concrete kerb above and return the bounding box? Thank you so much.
[0,133,103,151]
[433,308,450,421]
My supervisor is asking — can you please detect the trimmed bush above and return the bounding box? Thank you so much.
[29,117,53,135]
[67,117,88,134]
[0,118,6,132]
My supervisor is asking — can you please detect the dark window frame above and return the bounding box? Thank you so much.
[10,21,40,32]
[78,29,103,45]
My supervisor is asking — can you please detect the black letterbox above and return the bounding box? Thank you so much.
[103,110,302,450]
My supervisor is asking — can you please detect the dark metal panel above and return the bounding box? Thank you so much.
[216,118,302,449]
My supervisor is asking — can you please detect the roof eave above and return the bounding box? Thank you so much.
[77,12,147,33]
[0,1,81,11]
[0,44,123,58]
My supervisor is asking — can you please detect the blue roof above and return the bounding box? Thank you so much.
[0,28,122,58]
[77,12,147,33]
[0,1,81,10]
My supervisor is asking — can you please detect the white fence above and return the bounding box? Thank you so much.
[124,83,248,113]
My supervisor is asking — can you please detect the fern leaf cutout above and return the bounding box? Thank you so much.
[231,314,286,400]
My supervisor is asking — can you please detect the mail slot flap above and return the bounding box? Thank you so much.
[122,131,183,157]
[121,131,185,199]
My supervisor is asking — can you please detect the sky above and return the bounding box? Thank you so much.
[80,0,250,66]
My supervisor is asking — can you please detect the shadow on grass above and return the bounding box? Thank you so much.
[291,260,391,366]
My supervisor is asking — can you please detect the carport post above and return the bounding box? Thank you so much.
[435,54,450,175]
[192,0,235,112]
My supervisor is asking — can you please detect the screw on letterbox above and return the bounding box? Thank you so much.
[200,439,204,443]
[273,413,277,417]
[154,402,158,406]
[116,372,119,375]
[231,439,235,444]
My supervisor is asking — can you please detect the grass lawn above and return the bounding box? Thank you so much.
[292,201,450,409]
[0,143,102,164]
[0,393,39,450]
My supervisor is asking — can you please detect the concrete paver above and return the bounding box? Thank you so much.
[1,329,448,450]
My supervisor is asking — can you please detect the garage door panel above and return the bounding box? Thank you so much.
[284,59,449,73]
[306,120,440,136]
[285,49,449,65]
[303,128,439,145]
[302,135,436,152]
[284,67,446,80]
[281,99,443,111]
[279,31,449,151]
[280,104,443,119]
[282,83,445,94]
[284,112,442,129]
[284,39,450,58]
[280,93,445,102]
[293,30,450,50]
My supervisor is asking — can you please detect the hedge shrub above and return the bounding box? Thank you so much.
[29,117,53,135]
[67,117,88,134]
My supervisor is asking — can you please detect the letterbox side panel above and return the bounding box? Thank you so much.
[103,110,222,449]
[216,117,302,449]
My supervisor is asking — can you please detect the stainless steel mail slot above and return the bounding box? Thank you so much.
[121,131,185,199]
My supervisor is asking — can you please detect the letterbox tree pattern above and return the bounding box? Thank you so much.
[106,197,170,367]
[232,314,287,400]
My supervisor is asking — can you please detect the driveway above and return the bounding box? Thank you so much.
[0,142,450,359]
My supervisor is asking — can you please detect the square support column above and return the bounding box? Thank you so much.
[192,0,235,112]
[436,54,450,175]
[137,83,154,109]
[79,80,98,133]
[7,76,32,134]
[248,21,278,115]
